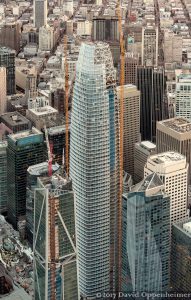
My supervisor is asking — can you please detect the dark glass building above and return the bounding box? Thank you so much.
[171,219,191,292]
[7,127,44,228]
[122,173,170,293]
[0,47,15,95]
[136,66,165,142]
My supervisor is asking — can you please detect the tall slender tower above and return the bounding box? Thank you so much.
[34,0,47,29]
[0,67,6,115]
[70,42,119,298]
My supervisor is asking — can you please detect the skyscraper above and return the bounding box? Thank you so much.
[7,127,44,228]
[137,66,165,141]
[145,152,189,226]
[171,218,191,292]
[124,53,140,85]
[156,117,191,184]
[0,141,7,213]
[142,25,158,67]
[92,16,119,42]
[122,173,170,292]
[26,162,59,246]
[175,74,191,121]
[0,47,15,95]
[70,42,119,297]
[0,67,6,115]
[117,84,140,177]
[134,140,156,184]
[34,175,79,299]
[0,22,21,53]
[34,0,47,29]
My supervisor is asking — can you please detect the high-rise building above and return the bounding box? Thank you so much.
[156,117,191,181]
[117,84,140,177]
[70,42,119,297]
[145,152,189,226]
[134,140,156,184]
[7,127,44,228]
[0,22,20,53]
[92,16,119,42]
[34,175,79,299]
[0,47,15,95]
[0,112,30,134]
[175,74,191,121]
[0,67,6,115]
[34,0,47,29]
[25,74,36,100]
[26,162,59,246]
[0,142,7,213]
[137,66,165,141]
[124,53,140,85]
[164,31,182,64]
[122,173,170,292]
[39,25,54,51]
[171,218,191,292]
[142,25,158,67]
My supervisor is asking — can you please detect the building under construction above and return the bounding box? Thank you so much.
[33,174,79,300]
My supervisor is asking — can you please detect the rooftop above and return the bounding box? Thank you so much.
[28,106,58,116]
[131,173,164,193]
[0,112,30,127]
[9,127,42,142]
[158,117,191,133]
[150,152,185,164]
[27,162,60,176]
[140,140,156,150]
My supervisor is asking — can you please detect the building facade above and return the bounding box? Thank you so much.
[34,0,47,29]
[171,219,191,292]
[145,152,189,226]
[117,84,140,177]
[142,25,158,67]
[0,47,15,95]
[123,173,170,292]
[70,42,119,297]
[175,74,191,121]
[0,142,7,213]
[134,140,156,184]
[7,127,44,228]
[34,175,79,299]
[0,67,6,115]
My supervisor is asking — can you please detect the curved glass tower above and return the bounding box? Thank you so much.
[70,42,119,298]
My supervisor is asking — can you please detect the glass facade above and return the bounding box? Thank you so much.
[171,219,191,291]
[0,142,7,213]
[70,42,119,297]
[122,174,170,294]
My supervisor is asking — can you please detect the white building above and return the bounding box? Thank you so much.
[142,25,158,67]
[145,152,189,226]
[176,74,191,121]
[39,25,54,51]
[77,21,92,36]
[0,67,6,115]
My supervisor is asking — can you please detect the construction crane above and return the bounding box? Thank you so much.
[44,124,53,177]
[63,35,69,177]
[117,0,125,293]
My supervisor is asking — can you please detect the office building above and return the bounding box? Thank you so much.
[0,142,7,213]
[39,25,54,51]
[134,140,156,184]
[34,175,79,299]
[34,0,47,29]
[7,127,44,229]
[122,173,170,292]
[156,117,191,181]
[0,112,30,134]
[0,22,20,53]
[92,16,119,41]
[137,66,165,141]
[0,47,15,95]
[26,162,59,246]
[70,42,119,297]
[48,125,70,166]
[175,74,191,121]
[117,84,140,177]
[26,106,58,130]
[142,25,158,67]
[25,74,37,100]
[0,67,6,115]
[164,31,182,64]
[171,219,191,292]
[145,152,189,226]
[124,53,140,85]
